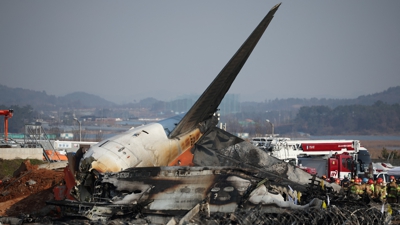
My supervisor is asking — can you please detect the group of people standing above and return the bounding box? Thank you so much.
[322,175,400,203]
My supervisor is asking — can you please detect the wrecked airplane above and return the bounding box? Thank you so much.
[45,3,390,224]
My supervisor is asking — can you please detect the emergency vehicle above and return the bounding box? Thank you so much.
[264,139,371,179]
[250,136,290,151]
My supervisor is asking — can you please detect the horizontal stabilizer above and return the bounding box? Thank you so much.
[169,3,281,138]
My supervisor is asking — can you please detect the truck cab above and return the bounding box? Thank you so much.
[356,147,371,177]
[374,172,389,184]
[251,137,267,150]
[327,152,363,179]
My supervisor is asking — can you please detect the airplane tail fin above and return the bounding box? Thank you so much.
[169,3,281,138]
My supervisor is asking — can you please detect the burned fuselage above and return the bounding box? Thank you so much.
[52,166,323,222]
[47,3,338,222]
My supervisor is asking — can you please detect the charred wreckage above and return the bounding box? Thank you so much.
[33,3,396,224]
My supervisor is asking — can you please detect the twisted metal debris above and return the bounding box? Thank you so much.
[201,206,388,225]
[32,206,392,225]
[44,177,397,224]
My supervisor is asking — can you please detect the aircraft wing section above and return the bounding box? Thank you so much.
[169,3,281,138]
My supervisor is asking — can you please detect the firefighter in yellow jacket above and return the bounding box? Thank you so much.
[374,178,386,203]
[387,176,397,203]
[365,178,375,198]
[350,178,363,199]
[397,178,400,203]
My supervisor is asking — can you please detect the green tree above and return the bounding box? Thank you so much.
[381,147,389,159]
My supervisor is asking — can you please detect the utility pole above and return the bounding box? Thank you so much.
[266,119,274,137]
[74,117,82,142]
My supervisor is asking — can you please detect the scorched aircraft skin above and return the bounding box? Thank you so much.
[57,3,339,222]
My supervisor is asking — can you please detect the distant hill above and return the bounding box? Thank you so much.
[353,86,400,105]
[0,84,58,108]
[60,92,116,108]
[0,84,115,110]
[241,86,400,112]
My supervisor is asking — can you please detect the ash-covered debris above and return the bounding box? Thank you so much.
[45,169,390,224]
[192,127,334,192]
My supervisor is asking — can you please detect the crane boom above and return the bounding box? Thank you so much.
[0,109,13,142]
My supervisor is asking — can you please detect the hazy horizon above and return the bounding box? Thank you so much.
[2,83,397,105]
[1,1,400,104]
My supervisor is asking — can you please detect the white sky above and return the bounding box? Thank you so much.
[1,1,399,104]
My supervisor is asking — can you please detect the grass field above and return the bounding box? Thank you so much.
[0,158,45,180]
[361,140,400,159]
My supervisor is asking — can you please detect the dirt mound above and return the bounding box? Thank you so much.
[0,160,65,216]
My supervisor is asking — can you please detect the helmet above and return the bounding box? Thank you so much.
[390,176,395,181]
[368,179,374,184]
[377,178,383,184]
[351,179,354,183]
[322,175,327,179]
[363,178,369,183]
[335,179,340,184]
[356,178,362,184]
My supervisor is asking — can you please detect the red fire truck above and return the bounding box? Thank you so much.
[266,139,370,179]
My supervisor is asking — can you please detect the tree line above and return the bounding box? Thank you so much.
[293,101,400,135]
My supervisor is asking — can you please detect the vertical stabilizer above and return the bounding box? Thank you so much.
[169,3,281,138]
